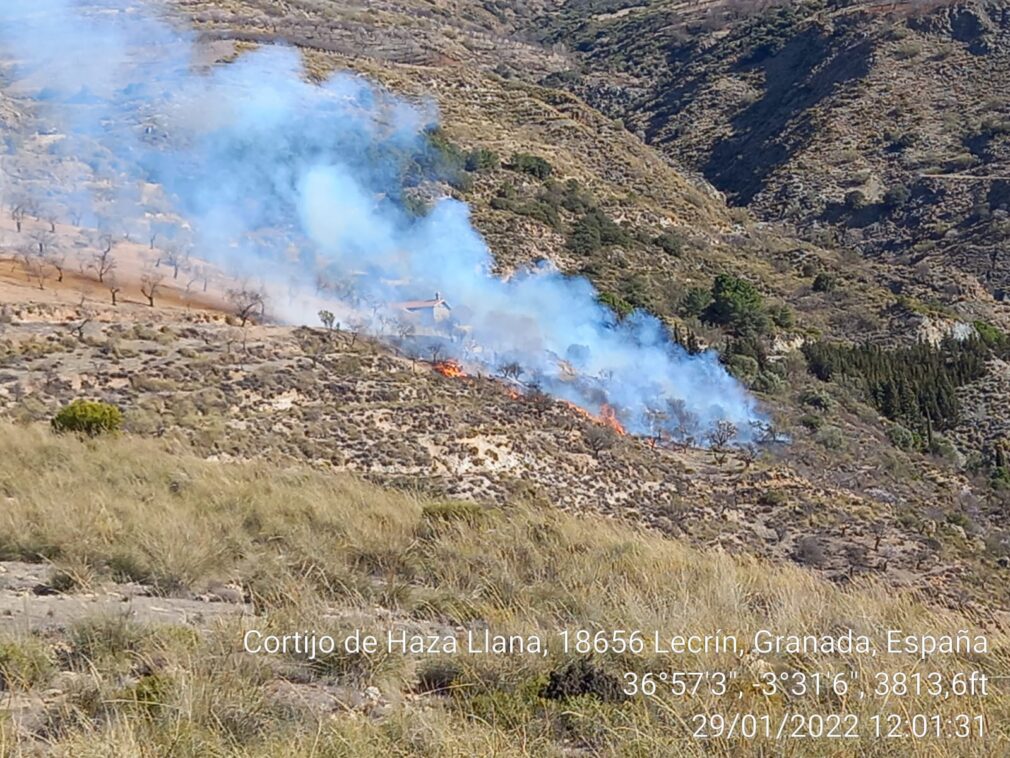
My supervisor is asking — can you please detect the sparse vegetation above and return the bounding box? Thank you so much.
[506,152,553,180]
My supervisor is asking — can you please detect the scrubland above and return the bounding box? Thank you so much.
[0,423,1005,755]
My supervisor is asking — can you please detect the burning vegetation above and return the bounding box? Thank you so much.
[433,359,466,379]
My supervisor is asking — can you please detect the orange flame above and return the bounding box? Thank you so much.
[599,404,627,436]
[504,387,521,400]
[561,399,627,435]
[433,359,466,378]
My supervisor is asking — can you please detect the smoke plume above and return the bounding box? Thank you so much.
[0,0,764,441]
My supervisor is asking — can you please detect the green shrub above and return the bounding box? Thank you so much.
[0,639,55,691]
[51,400,123,437]
[567,208,629,253]
[844,190,867,210]
[598,292,634,319]
[799,414,824,432]
[654,229,684,256]
[465,147,499,172]
[974,321,1009,351]
[679,287,711,318]
[812,273,837,293]
[702,274,769,335]
[928,434,960,465]
[757,489,787,507]
[887,423,921,452]
[751,370,785,394]
[883,183,911,208]
[799,388,832,412]
[507,153,553,180]
[770,304,795,329]
[815,426,845,450]
[726,354,760,383]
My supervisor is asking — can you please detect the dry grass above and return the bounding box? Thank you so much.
[0,423,1007,755]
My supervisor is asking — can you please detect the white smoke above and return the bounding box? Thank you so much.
[0,0,764,440]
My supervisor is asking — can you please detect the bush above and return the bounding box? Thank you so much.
[751,370,785,394]
[758,489,787,507]
[541,659,626,703]
[654,229,684,256]
[887,423,921,452]
[567,214,602,254]
[799,388,832,412]
[465,147,499,172]
[974,321,1009,350]
[844,190,867,210]
[507,152,553,180]
[0,640,55,691]
[812,273,837,293]
[726,354,760,383]
[678,287,711,318]
[815,426,845,450]
[928,434,961,465]
[883,183,911,208]
[51,400,123,437]
[567,208,629,254]
[598,291,634,319]
[702,274,769,335]
[799,414,824,432]
[770,304,795,329]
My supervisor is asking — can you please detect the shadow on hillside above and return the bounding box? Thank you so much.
[703,28,872,206]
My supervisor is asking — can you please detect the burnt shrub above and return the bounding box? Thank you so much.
[540,658,627,703]
[416,660,461,695]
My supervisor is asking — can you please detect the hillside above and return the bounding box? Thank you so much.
[0,424,1007,755]
[536,0,1010,307]
[0,0,1007,602]
[1,0,1010,752]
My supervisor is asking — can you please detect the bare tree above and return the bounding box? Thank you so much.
[645,406,669,441]
[394,317,415,343]
[31,229,54,256]
[187,266,208,293]
[9,200,27,233]
[668,398,700,448]
[749,419,781,444]
[44,249,68,283]
[228,287,266,326]
[107,273,121,306]
[162,245,188,280]
[739,443,759,469]
[706,420,738,464]
[140,270,165,307]
[69,309,93,341]
[20,250,49,290]
[497,361,523,381]
[298,330,328,367]
[89,235,116,283]
[347,317,367,348]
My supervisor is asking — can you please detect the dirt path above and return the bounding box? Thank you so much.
[0,562,249,633]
